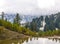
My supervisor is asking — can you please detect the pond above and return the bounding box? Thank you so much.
[0,37,60,44]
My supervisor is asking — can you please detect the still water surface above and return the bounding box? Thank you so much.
[23,38,60,44]
[0,37,60,44]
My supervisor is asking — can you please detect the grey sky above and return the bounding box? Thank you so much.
[0,0,60,15]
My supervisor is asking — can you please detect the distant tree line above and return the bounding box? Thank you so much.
[25,12,60,32]
[1,12,60,32]
[1,12,60,36]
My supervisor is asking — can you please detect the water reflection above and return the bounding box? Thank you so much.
[23,37,60,44]
[48,38,60,43]
[0,37,29,44]
[0,37,60,44]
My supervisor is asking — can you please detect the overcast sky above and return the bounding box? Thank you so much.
[0,0,60,15]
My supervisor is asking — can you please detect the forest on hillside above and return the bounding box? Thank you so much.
[26,12,60,32]
[0,12,60,38]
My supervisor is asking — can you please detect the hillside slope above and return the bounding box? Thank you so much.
[0,26,28,40]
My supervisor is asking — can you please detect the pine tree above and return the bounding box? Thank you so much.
[1,12,4,20]
[13,13,21,25]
